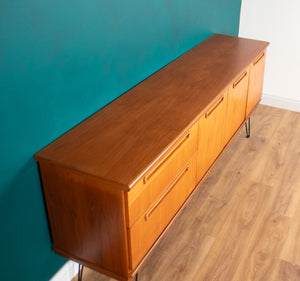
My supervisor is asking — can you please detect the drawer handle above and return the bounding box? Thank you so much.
[233,71,247,88]
[253,52,264,66]
[205,96,224,119]
[145,165,189,220]
[143,133,190,184]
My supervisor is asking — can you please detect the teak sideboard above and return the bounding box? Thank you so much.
[35,34,269,281]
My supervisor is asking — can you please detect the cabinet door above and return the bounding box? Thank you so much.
[246,50,267,116]
[225,69,249,144]
[196,92,227,183]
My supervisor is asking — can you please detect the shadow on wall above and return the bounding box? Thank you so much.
[0,158,66,280]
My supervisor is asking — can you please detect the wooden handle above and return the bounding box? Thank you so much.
[205,96,224,119]
[253,52,265,66]
[145,165,189,220]
[143,133,190,184]
[233,71,247,88]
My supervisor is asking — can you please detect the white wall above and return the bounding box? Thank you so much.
[239,0,300,111]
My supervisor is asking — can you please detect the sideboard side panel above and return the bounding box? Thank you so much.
[38,160,129,279]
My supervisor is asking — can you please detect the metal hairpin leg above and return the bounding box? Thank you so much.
[78,264,84,281]
[135,273,138,281]
[245,117,250,138]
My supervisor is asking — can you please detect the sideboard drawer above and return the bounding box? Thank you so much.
[126,122,198,227]
[128,154,197,269]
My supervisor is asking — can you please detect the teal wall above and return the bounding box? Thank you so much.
[0,1,241,280]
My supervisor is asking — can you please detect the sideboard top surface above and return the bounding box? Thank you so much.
[35,34,269,189]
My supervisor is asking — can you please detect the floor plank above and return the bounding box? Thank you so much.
[280,189,300,265]
[277,260,300,281]
[72,105,300,281]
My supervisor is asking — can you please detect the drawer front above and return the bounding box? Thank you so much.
[128,155,197,269]
[126,122,198,227]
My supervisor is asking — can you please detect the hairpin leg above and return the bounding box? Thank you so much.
[135,273,138,281]
[245,117,250,138]
[78,264,84,281]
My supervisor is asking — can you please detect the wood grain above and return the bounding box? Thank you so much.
[129,155,197,269]
[35,34,269,190]
[280,182,300,265]
[225,68,249,144]
[126,122,198,227]
[246,50,267,116]
[196,91,228,183]
[77,105,300,281]
[277,260,300,281]
[38,160,129,280]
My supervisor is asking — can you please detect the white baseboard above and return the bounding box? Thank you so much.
[261,93,300,112]
[50,261,78,281]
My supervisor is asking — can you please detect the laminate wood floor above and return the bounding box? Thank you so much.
[73,105,300,281]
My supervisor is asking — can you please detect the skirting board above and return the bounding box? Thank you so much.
[261,93,300,112]
[50,261,78,281]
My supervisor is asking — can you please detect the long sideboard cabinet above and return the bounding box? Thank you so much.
[35,34,269,281]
